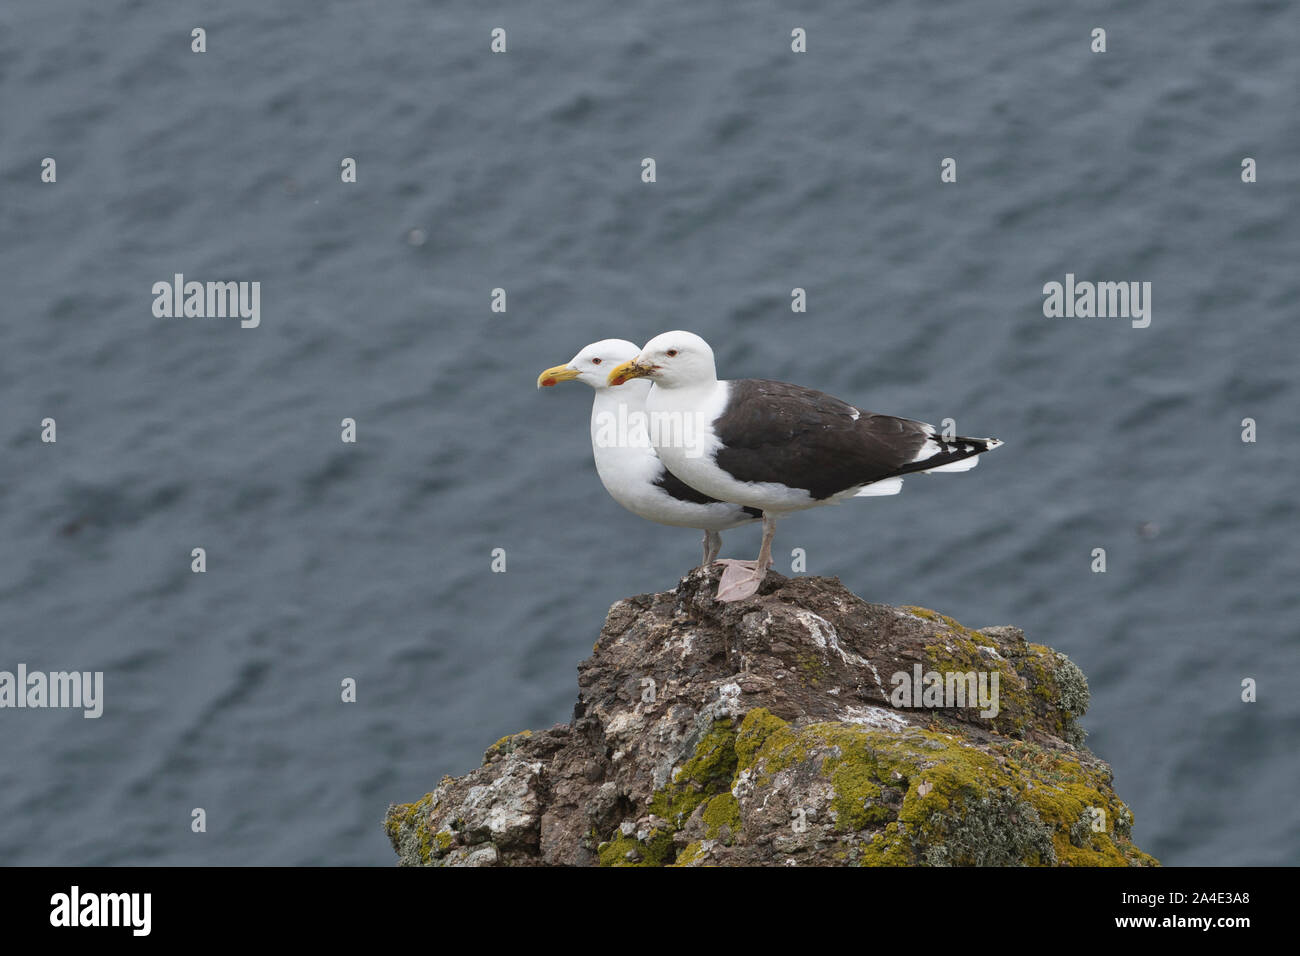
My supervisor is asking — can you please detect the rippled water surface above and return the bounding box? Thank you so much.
[1,1,1296,865]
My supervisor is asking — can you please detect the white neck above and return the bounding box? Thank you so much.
[588,381,657,486]
[645,377,725,414]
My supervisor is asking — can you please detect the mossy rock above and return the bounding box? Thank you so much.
[598,708,1155,867]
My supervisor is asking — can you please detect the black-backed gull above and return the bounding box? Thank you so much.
[607,331,1002,601]
[538,339,761,566]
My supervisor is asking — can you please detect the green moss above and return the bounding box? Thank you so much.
[903,606,995,647]
[859,823,911,866]
[597,821,678,867]
[648,825,678,862]
[384,791,442,865]
[600,702,1145,868]
[739,711,1155,867]
[598,719,740,866]
[674,841,705,866]
[483,729,533,763]
[599,834,645,866]
[908,609,1091,745]
[646,720,738,825]
[995,742,1155,866]
[794,651,828,686]
[736,708,789,768]
[902,605,947,626]
[392,691,1151,867]
[702,793,741,841]
[922,636,1030,738]
[909,610,1076,737]
[826,751,893,830]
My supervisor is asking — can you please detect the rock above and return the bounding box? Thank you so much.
[384,567,1157,867]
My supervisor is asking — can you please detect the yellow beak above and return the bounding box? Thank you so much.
[607,360,653,387]
[537,364,581,388]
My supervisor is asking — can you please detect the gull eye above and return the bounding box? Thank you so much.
[591,357,602,365]
[666,349,678,357]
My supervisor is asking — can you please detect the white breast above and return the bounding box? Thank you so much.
[588,386,756,531]
[645,380,821,514]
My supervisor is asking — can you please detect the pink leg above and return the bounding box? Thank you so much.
[715,516,776,602]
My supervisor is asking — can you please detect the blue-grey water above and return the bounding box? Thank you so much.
[1,1,1296,866]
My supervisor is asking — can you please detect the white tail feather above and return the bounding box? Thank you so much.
[921,456,980,474]
[855,477,904,496]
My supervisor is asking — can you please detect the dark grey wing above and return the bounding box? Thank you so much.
[653,465,763,517]
[712,379,985,500]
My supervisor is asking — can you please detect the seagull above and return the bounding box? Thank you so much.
[607,331,1003,602]
[538,339,762,566]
